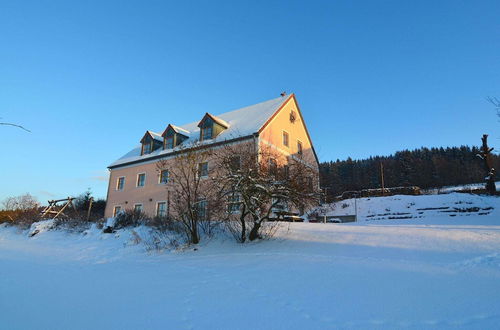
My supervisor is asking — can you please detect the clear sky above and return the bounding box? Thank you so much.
[0,0,499,202]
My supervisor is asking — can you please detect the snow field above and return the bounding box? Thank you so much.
[1,193,499,329]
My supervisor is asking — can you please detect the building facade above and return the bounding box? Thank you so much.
[104,94,319,219]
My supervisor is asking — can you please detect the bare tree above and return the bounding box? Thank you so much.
[214,142,320,242]
[477,134,497,195]
[2,193,39,210]
[156,143,225,244]
[0,118,31,132]
[487,96,500,120]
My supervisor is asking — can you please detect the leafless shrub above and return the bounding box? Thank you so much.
[114,209,149,229]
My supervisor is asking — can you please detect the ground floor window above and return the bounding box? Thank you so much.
[197,199,208,220]
[134,204,143,213]
[227,193,241,213]
[113,206,122,217]
[156,201,167,217]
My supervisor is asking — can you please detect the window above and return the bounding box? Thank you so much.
[229,156,241,172]
[197,199,207,220]
[156,202,167,217]
[269,158,277,175]
[283,165,290,179]
[198,162,209,178]
[307,177,313,191]
[165,137,174,149]
[137,173,146,187]
[201,126,213,141]
[297,140,303,155]
[134,204,143,213]
[113,206,122,217]
[116,177,125,190]
[227,193,241,214]
[272,197,288,212]
[143,142,152,155]
[159,170,169,184]
[283,131,289,147]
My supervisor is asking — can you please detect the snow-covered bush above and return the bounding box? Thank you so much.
[113,210,149,229]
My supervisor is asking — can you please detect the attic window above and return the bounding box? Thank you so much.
[142,142,152,155]
[201,126,213,141]
[165,136,174,149]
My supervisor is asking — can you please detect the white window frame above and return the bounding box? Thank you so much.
[116,176,125,191]
[113,205,123,217]
[136,173,146,187]
[227,193,241,214]
[198,162,209,178]
[133,203,143,213]
[158,169,169,184]
[156,201,168,217]
[282,130,289,147]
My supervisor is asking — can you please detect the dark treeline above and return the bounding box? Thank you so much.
[320,146,500,197]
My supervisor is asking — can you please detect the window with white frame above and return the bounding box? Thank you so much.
[156,202,167,217]
[198,162,209,178]
[137,173,146,187]
[197,199,208,220]
[116,177,125,190]
[113,206,122,217]
[134,204,143,213]
[227,193,241,214]
[159,170,169,184]
[297,140,303,155]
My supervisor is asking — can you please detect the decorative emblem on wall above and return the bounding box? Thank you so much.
[290,110,297,123]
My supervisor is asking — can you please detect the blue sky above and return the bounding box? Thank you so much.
[0,0,499,202]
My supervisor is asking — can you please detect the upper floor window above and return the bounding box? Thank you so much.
[165,136,174,149]
[116,177,125,190]
[201,126,213,141]
[159,170,169,184]
[283,131,289,147]
[198,162,209,178]
[137,173,146,187]
[297,140,303,155]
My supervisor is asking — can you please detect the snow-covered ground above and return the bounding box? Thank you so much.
[1,194,500,330]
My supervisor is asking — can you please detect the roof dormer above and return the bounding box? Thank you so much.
[140,131,163,155]
[197,113,229,141]
[161,124,189,149]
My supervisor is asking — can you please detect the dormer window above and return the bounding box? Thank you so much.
[143,142,152,154]
[162,124,189,150]
[198,113,229,142]
[165,136,174,149]
[140,131,163,155]
[201,126,213,140]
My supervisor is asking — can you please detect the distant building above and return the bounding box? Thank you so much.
[104,94,319,218]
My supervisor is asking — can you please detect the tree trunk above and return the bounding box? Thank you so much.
[249,222,261,241]
[480,134,497,195]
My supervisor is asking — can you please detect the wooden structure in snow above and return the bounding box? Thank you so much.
[40,197,76,219]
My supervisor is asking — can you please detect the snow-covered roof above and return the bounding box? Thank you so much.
[109,95,291,168]
[140,130,163,143]
[168,124,190,136]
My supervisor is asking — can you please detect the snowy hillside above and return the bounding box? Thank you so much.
[1,194,499,329]
[323,192,497,223]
